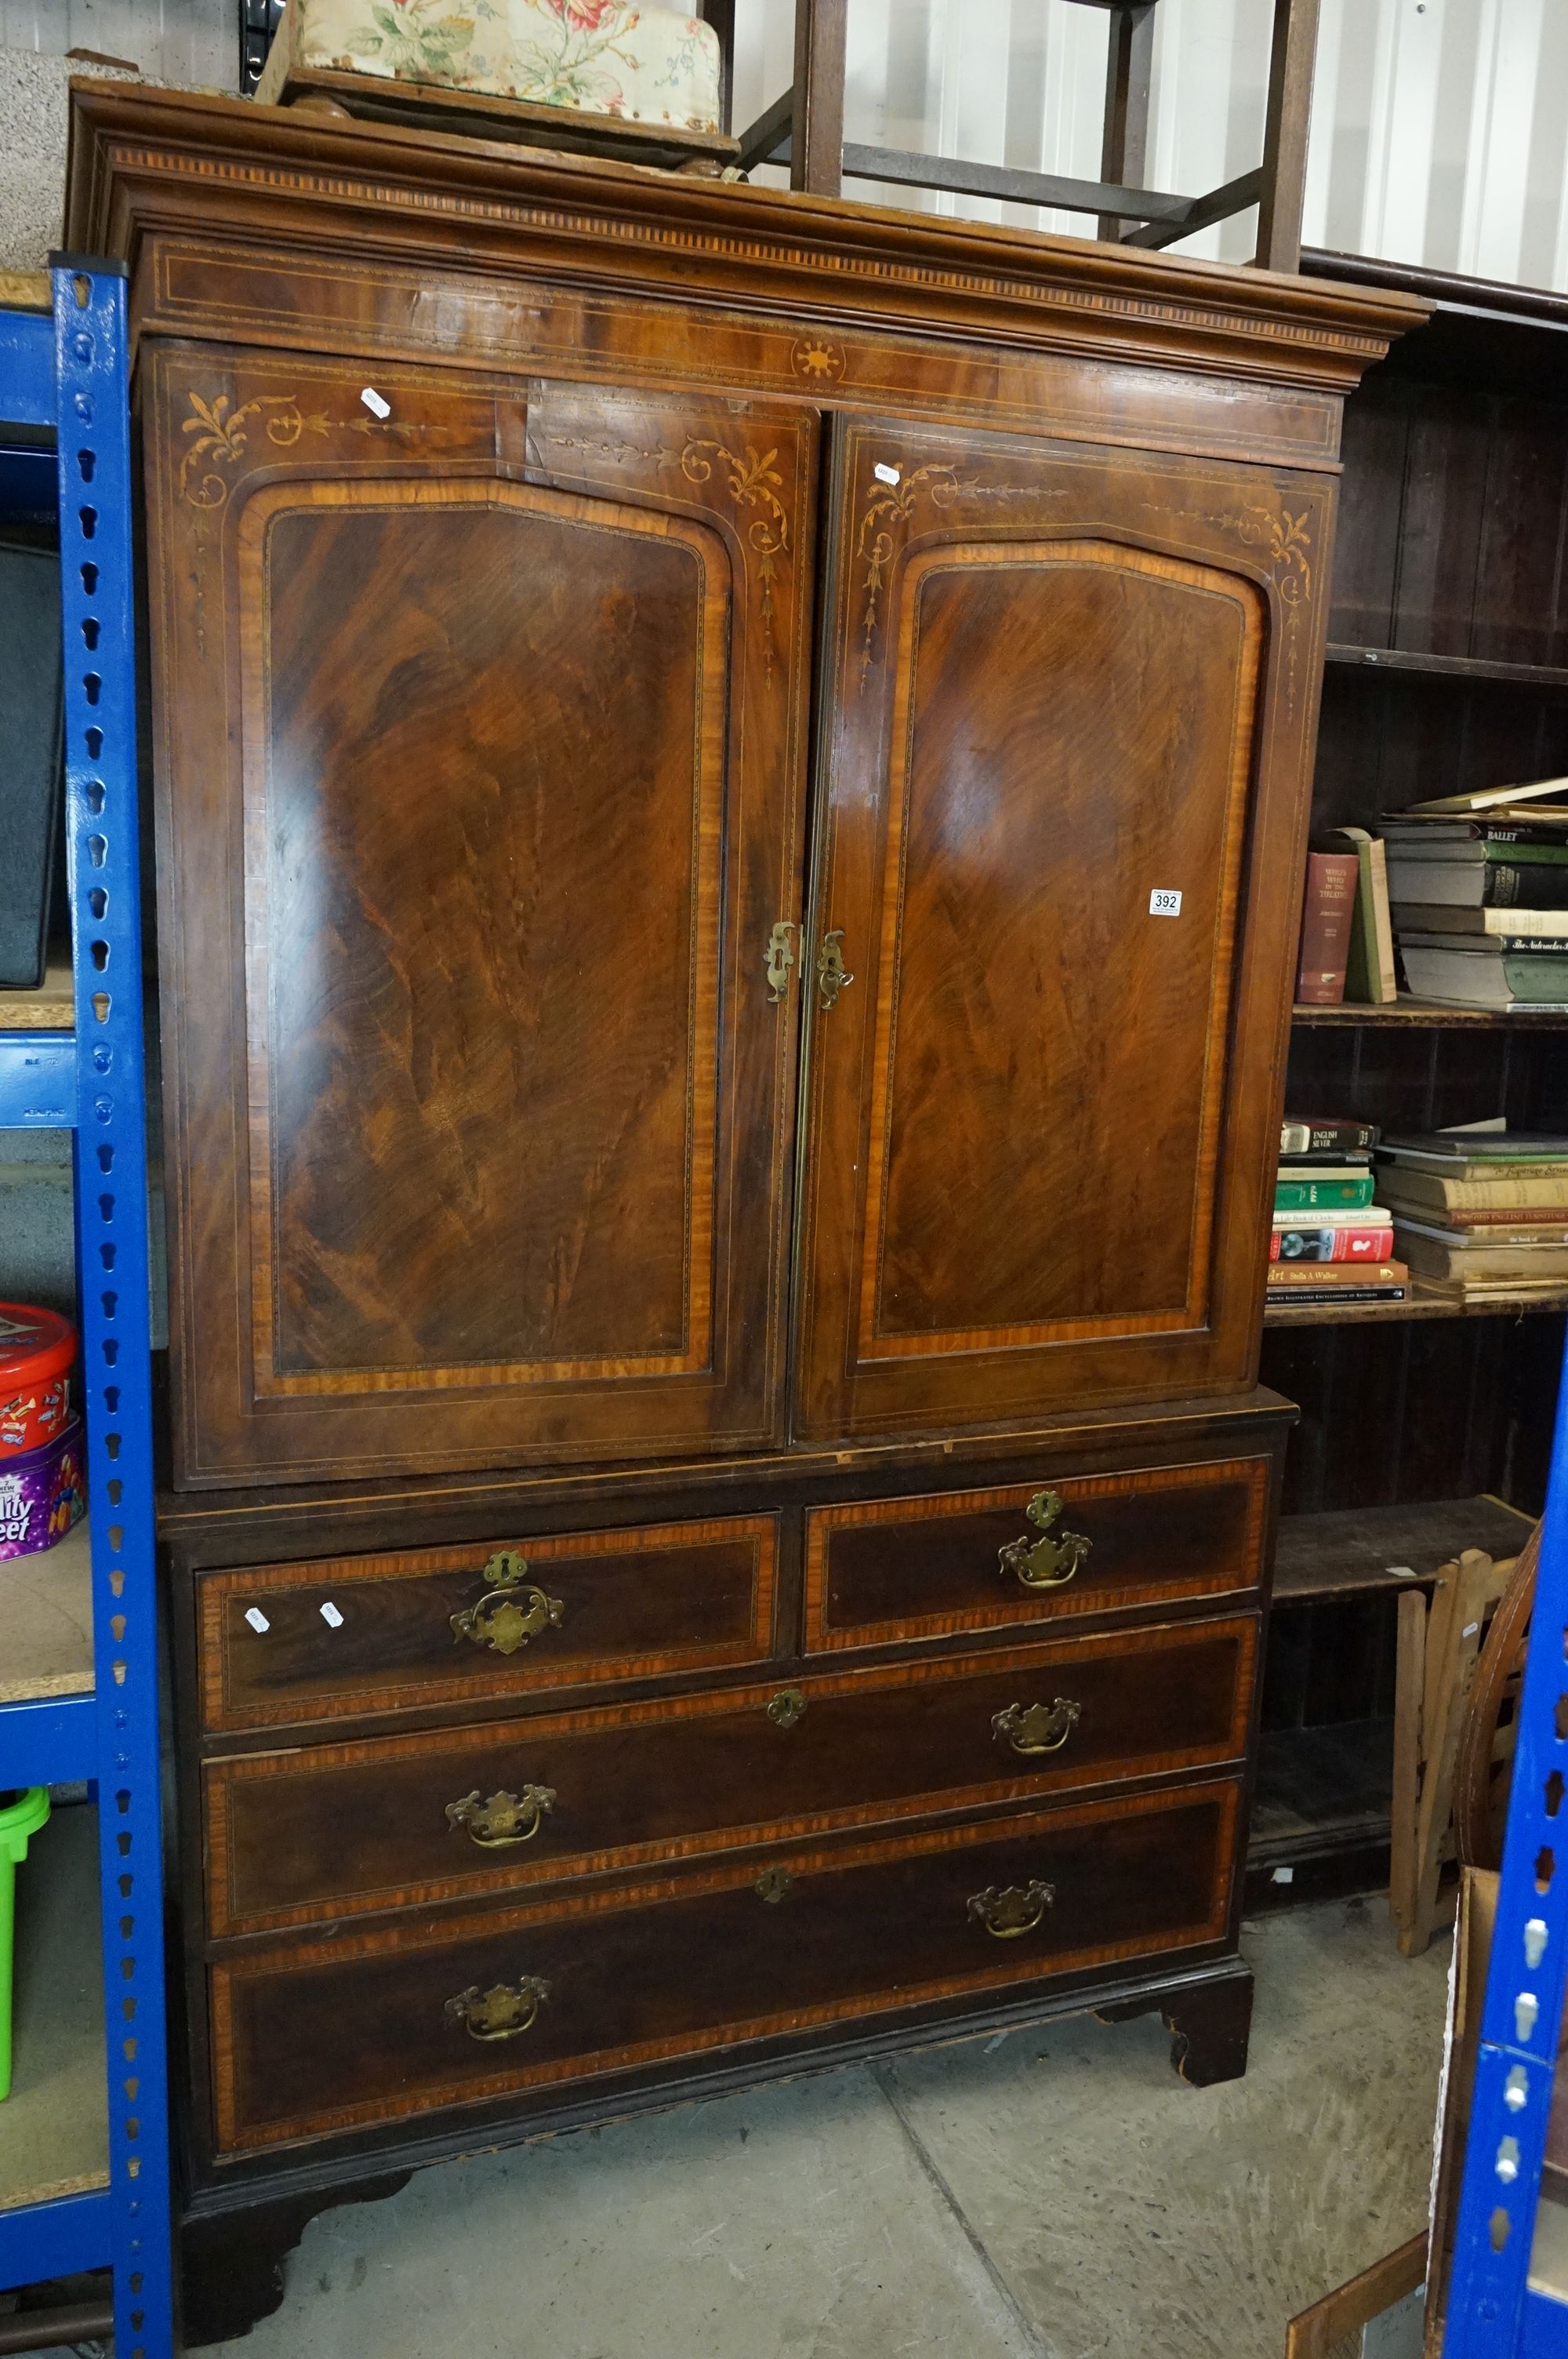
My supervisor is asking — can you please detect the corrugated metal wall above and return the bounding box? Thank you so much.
[729,0,1568,291]
[2,0,1566,289]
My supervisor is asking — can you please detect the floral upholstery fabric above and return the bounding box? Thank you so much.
[260,0,721,133]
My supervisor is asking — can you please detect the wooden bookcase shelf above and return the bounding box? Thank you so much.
[1323,642,1568,694]
[1292,1001,1568,1027]
[1272,1494,1534,1603]
[1265,1285,1568,1327]
[1258,250,1568,1912]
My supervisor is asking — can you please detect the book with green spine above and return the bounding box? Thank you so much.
[1274,1173,1377,1211]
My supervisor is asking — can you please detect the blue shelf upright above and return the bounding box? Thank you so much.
[0,263,174,2358]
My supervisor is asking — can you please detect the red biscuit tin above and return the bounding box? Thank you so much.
[0,1304,77,1458]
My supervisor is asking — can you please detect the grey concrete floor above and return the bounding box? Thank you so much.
[183,1896,1450,2359]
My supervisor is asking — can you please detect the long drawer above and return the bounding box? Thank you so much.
[210,1779,1240,2150]
[205,1613,1258,1936]
[804,1456,1269,1652]
[198,1513,779,1732]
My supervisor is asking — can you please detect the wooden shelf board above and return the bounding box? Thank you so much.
[0,1517,93,1703]
[1324,641,1568,692]
[0,1802,108,2215]
[1292,997,1568,1027]
[1265,1280,1568,1326]
[0,961,73,1034]
[1273,1493,1534,1604]
[1250,1719,1392,1852]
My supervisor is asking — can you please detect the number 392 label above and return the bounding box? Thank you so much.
[1149,888,1183,917]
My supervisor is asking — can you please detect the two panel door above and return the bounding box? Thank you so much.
[149,349,1323,1485]
[793,415,1329,1438]
[145,348,816,1485]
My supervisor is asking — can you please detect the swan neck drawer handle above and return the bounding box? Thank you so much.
[450,1551,564,1656]
[445,1785,557,1847]
[967,1880,1055,1939]
[998,1491,1091,1591]
[444,1975,550,2041]
[992,1697,1080,1755]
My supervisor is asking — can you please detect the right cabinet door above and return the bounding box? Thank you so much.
[794,415,1330,1442]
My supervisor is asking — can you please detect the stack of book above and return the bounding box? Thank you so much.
[1377,1125,1568,1303]
[1383,776,1568,1012]
[1268,1116,1407,1309]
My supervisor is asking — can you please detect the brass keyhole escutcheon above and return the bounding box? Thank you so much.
[992,1697,1080,1756]
[765,920,797,1003]
[998,1491,1091,1591]
[767,1687,808,1729]
[967,1879,1055,1939]
[755,1866,794,1904]
[815,929,854,1010]
[450,1551,564,1656]
[445,1976,550,2041]
[445,1784,557,1848]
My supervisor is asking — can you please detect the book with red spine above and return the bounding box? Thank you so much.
[1295,851,1359,1004]
[1269,1223,1396,1263]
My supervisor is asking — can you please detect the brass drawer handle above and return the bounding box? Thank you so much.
[767,1687,807,1729]
[445,1784,557,1848]
[992,1697,1080,1756]
[445,1975,550,2041]
[967,1879,1055,1939]
[998,1491,1091,1591]
[450,1550,564,1656]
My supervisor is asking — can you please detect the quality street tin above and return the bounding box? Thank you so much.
[0,1416,86,1559]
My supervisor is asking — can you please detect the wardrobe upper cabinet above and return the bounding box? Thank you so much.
[144,348,816,1485]
[793,416,1330,1441]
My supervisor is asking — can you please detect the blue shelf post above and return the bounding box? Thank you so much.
[1445,1325,1568,2357]
[0,264,175,2355]
[55,255,176,2359]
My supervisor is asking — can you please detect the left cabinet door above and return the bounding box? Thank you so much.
[143,350,816,1485]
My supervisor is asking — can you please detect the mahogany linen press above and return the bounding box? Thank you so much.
[64,81,1421,2333]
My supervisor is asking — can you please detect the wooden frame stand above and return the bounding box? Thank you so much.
[720,0,1320,270]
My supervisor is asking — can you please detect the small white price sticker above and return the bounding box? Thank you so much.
[360,387,391,420]
[320,1601,345,1628]
[243,1606,270,1634]
[873,461,901,485]
[1149,888,1182,917]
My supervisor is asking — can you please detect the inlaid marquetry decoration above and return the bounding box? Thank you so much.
[179,389,445,508]
[1217,498,1316,708]
[534,423,792,675]
[855,462,962,684]
[679,438,790,653]
[791,334,845,383]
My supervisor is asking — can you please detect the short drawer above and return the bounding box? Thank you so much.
[211,1778,1240,2150]
[804,1457,1269,1652]
[198,1514,778,1733]
[204,1613,1258,1936]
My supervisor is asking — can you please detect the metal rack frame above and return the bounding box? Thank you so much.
[1445,1325,1568,2356]
[0,260,173,2359]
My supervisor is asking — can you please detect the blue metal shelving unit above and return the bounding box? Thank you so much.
[0,263,173,2358]
[1445,1326,1568,2356]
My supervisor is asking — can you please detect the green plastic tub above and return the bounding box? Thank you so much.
[0,1787,50,2101]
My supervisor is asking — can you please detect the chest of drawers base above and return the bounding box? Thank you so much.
[166,1401,1288,2339]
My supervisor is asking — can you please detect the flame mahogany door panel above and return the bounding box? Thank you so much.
[795,416,1330,1442]
[144,351,816,1485]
